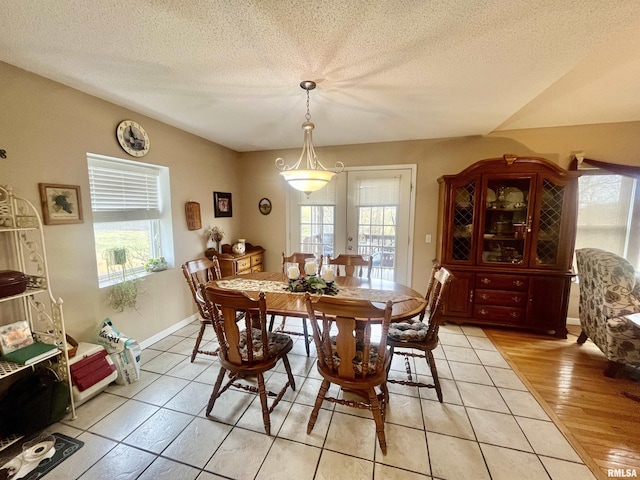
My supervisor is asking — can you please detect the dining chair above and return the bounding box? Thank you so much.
[386,265,452,402]
[268,252,323,356]
[325,254,373,278]
[202,286,296,435]
[304,293,393,454]
[181,256,224,362]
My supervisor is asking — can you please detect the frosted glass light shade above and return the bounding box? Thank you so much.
[279,169,336,195]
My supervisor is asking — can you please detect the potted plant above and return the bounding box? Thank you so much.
[144,256,167,272]
[104,247,144,312]
[108,277,142,312]
[108,247,127,266]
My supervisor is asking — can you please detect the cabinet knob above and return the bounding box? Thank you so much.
[480,293,490,300]
[513,280,524,287]
[512,296,522,303]
[479,308,488,316]
[481,278,491,284]
[510,312,520,318]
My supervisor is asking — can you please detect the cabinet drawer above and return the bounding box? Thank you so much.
[475,274,528,291]
[474,305,526,324]
[251,254,263,267]
[236,258,252,272]
[475,289,527,307]
[251,264,263,273]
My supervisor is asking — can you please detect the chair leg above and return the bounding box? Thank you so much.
[302,318,310,356]
[207,367,227,415]
[281,354,296,391]
[604,360,623,378]
[307,379,330,434]
[257,373,271,435]
[386,346,395,377]
[380,382,390,412]
[191,321,207,363]
[426,350,443,403]
[577,330,588,344]
[368,387,387,454]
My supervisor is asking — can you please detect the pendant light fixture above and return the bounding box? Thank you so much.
[275,80,344,196]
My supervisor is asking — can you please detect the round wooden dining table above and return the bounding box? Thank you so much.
[206,271,426,321]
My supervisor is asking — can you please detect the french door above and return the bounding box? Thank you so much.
[287,166,415,284]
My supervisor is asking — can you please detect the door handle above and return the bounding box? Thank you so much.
[348,236,353,241]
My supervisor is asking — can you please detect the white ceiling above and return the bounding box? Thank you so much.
[2,0,640,152]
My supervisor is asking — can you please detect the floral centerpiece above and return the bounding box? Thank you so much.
[205,225,225,251]
[287,275,339,295]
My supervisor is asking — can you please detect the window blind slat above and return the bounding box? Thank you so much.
[88,157,161,221]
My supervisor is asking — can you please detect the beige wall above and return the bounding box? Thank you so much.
[0,61,243,343]
[3,60,640,343]
[240,124,640,320]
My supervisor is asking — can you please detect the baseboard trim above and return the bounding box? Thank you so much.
[566,316,580,326]
[139,314,198,350]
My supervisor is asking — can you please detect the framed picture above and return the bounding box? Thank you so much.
[38,183,83,225]
[214,192,232,218]
[258,197,272,215]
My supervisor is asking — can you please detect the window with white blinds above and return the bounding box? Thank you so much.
[293,178,337,256]
[87,154,172,285]
[354,177,400,205]
[88,157,162,222]
[576,173,639,268]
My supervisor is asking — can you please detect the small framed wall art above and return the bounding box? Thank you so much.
[258,198,272,215]
[214,192,232,218]
[38,183,84,225]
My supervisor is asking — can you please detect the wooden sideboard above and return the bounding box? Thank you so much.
[206,242,264,277]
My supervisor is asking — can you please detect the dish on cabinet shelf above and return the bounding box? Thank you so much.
[486,188,497,206]
[503,187,524,208]
[455,190,472,207]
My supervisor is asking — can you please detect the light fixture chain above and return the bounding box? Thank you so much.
[306,88,311,122]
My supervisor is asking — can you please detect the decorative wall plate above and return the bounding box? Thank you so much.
[259,197,272,215]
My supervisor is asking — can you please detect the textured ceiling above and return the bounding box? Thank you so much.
[2,0,640,152]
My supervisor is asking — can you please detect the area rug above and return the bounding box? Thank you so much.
[0,433,83,480]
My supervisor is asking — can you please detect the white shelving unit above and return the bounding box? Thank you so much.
[0,185,76,451]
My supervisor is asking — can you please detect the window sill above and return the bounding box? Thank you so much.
[98,268,169,289]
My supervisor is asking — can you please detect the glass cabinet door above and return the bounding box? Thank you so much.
[450,179,477,263]
[530,176,569,268]
[478,175,534,266]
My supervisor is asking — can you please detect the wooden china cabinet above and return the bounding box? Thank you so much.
[436,154,579,338]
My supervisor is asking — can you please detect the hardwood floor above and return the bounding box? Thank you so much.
[485,324,640,480]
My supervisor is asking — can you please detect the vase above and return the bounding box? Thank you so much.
[232,239,246,255]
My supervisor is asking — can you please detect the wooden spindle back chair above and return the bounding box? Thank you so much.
[386,265,452,402]
[325,254,373,278]
[181,256,223,362]
[268,252,323,356]
[305,293,393,454]
[201,286,296,435]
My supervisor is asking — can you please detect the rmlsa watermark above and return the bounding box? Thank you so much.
[609,469,638,478]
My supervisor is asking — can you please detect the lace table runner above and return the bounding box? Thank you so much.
[215,279,419,304]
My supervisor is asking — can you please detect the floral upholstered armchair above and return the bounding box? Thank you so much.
[575,248,640,377]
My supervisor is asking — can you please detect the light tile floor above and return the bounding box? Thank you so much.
[37,320,596,479]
